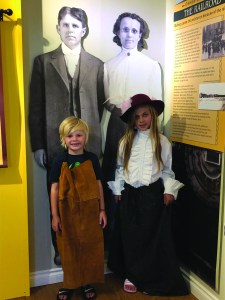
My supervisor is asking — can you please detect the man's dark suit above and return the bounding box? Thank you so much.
[29,45,105,261]
[29,45,105,167]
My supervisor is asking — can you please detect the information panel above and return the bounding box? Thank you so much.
[171,0,225,151]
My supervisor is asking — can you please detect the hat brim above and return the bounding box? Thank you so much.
[120,99,164,123]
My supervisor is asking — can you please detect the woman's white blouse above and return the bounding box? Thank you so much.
[108,130,184,198]
[104,47,162,107]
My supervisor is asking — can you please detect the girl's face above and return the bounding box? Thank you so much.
[64,130,86,155]
[134,105,152,131]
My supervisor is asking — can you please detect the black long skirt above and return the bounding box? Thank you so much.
[107,179,189,296]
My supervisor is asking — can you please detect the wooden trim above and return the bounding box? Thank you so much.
[0,34,7,167]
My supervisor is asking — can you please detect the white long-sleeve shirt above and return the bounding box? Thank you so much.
[108,130,184,198]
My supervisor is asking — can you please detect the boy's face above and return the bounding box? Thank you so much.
[134,105,152,131]
[57,14,86,49]
[64,130,86,155]
[118,17,141,49]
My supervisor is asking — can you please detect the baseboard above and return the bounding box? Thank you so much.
[30,261,111,288]
[30,267,63,288]
[30,267,219,300]
[182,269,219,300]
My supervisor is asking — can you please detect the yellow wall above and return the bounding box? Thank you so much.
[0,0,29,299]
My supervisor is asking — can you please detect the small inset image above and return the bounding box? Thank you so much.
[202,20,225,60]
[199,83,225,110]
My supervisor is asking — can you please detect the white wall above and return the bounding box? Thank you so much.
[41,0,165,67]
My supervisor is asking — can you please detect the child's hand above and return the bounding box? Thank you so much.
[99,210,107,228]
[52,215,62,232]
[114,195,121,202]
[164,193,175,206]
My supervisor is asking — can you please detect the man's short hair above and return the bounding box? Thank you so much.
[58,7,87,28]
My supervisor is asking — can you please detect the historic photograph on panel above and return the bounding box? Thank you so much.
[202,20,225,60]
[172,142,221,290]
[199,82,225,110]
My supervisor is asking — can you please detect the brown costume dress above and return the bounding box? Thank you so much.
[57,160,104,288]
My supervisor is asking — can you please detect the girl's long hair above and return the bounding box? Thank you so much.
[119,105,163,172]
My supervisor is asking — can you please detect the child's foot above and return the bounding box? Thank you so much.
[57,288,73,300]
[81,285,97,299]
[123,279,137,293]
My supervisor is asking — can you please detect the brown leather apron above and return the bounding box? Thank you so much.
[57,160,104,288]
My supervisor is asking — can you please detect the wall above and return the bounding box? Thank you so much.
[1,0,224,299]
[21,0,225,299]
[0,0,30,299]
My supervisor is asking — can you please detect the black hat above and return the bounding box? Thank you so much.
[120,93,164,123]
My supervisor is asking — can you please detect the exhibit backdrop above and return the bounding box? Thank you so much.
[23,0,167,277]
[41,0,166,146]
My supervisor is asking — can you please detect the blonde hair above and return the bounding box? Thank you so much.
[59,116,89,148]
[119,105,163,171]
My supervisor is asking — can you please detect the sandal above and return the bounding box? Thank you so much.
[81,285,97,299]
[124,279,137,293]
[143,291,150,295]
[57,288,73,300]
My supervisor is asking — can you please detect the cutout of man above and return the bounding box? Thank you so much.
[29,7,105,265]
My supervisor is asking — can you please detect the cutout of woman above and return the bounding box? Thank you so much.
[102,12,162,244]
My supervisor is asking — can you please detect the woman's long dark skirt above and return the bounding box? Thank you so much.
[107,179,189,296]
[102,108,127,181]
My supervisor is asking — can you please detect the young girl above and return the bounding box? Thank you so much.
[50,116,107,300]
[107,94,188,296]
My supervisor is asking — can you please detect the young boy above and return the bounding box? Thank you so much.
[50,116,107,300]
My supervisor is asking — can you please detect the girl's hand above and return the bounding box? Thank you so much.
[52,215,62,232]
[99,211,107,228]
[114,195,121,202]
[164,193,175,206]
